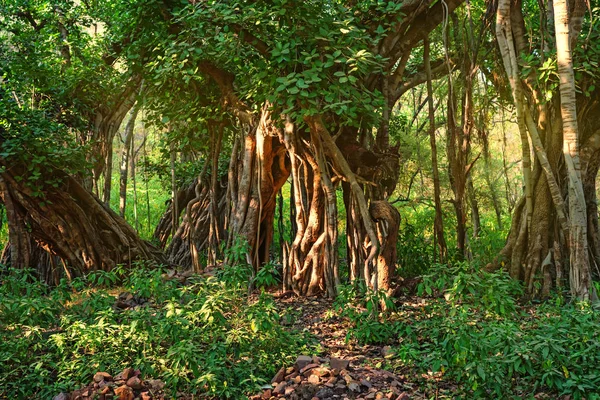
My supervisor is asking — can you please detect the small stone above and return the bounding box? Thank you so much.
[284,386,295,395]
[262,389,271,399]
[361,379,373,388]
[285,366,295,374]
[293,375,302,384]
[53,393,69,400]
[300,363,319,374]
[308,367,330,378]
[347,380,361,392]
[312,355,321,364]
[114,385,134,400]
[94,372,112,383]
[140,392,151,400]
[296,355,313,371]
[330,358,350,371]
[316,388,334,398]
[146,379,165,390]
[271,367,286,384]
[308,374,320,385]
[376,393,385,400]
[126,376,143,390]
[273,382,287,395]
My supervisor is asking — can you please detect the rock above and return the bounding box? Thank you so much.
[94,372,112,383]
[261,389,271,399]
[285,366,295,374]
[347,380,361,392]
[146,379,165,390]
[292,375,302,384]
[300,363,320,375]
[307,367,330,378]
[315,388,334,398]
[308,374,320,385]
[271,367,286,384]
[296,355,313,371]
[330,357,350,371]
[140,392,151,400]
[284,386,295,395]
[114,385,134,400]
[312,355,321,364]
[126,376,142,389]
[273,381,287,395]
[122,368,134,380]
[285,372,299,380]
[53,393,70,400]
[361,379,373,388]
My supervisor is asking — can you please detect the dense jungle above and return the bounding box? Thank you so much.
[1,0,600,398]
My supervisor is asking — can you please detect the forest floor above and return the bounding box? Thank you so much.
[251,292,454,400]
[5,266,588,400]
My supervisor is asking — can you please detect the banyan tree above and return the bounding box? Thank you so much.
[493,0,600,300]
[0,0,466,295]
[29,0,600,303]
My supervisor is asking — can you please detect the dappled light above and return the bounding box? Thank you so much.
[1,0,600,398]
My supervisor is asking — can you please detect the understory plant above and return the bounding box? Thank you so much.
[0,265,314,399]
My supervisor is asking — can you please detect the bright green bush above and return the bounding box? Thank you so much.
[338,262,600,399]
[0,266,315,399]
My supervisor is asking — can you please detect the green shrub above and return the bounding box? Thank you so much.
[0,266,315,399]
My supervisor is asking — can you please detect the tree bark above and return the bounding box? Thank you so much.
[119,103,141,217]
[0,163,165,277]
[425,37,447,262]
[553,0,593,300]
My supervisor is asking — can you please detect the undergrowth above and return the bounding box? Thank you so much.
[0,264,315,399]
[336,262,600,399]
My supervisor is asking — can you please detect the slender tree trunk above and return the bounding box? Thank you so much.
[553,0,593,300]
[119,103,141,217]
[425,37,447,262]
[468,175,481,238]
[170,140,179,236]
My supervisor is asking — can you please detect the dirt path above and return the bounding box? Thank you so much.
[250,293,425,400]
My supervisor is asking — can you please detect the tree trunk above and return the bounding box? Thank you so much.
[553,0,593,300]
[153,181,197,248]
[425,37,447,262]
[0,163,165,277]
[468,175,481,238]
[119,103,141,217]
[370,201,401,295]
[227,106,290,271]
[493,0,598,299]
[280,118,339,297]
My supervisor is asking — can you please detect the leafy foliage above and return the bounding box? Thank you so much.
[0,266,315,398]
